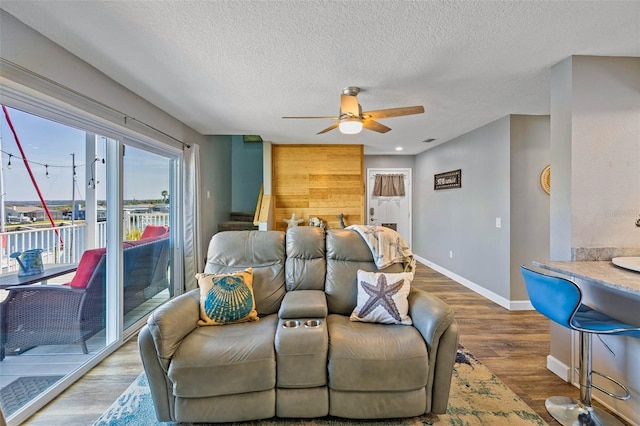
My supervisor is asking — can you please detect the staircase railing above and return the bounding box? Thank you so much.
[253,185,272,229]
[253,185,263,226]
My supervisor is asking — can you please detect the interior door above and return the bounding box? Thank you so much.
[366,168,412,247]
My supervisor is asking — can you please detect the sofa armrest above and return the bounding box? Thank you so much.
[138,326,174,421]
[145,289,200,371]
[408,287,455,350]
[430,319,459,413]
[408,287,459,413]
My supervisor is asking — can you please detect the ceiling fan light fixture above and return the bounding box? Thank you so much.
[339,117,363,134]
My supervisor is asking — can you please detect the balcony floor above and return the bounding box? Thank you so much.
[0,282,168,419]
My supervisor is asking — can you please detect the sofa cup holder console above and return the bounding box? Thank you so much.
[304,319,322,328]
[282,320,301,329]
[281,319,323,329]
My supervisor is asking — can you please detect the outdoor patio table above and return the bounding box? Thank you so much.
[0,264,78,289]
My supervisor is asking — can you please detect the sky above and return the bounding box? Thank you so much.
[0,106,170,203]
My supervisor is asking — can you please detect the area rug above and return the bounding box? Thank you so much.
[93,346,547,425]
[0,375,64,418]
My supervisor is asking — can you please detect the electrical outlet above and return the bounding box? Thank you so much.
[207,190,211,199]
[449,250,453,258]
[496,217,501,228]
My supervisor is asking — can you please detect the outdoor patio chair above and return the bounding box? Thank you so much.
[0,234,170,360]
[0,248,106,360]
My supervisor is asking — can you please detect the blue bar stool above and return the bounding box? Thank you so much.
[521,266,640,426]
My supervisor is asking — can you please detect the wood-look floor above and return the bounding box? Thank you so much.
[25,262,628,425]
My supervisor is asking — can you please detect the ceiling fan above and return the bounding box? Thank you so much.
[282,86,425,135]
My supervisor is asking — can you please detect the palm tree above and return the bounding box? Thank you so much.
[161,190,169,203]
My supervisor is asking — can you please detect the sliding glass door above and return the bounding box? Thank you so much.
[121,144,174,330]
[0,105,181,424]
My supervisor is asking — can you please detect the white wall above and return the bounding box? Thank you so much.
[364,155,415,170]
[509,115,550,300]
[413,115,550,305]
[0,10,200,148]
[571,56,640,250]
[551,56,640,259]
[414,116,512,300]
[549,57,574,261]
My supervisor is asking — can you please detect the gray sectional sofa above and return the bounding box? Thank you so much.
[138,227,459,422]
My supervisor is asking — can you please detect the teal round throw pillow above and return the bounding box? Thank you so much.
[196,268,259,325]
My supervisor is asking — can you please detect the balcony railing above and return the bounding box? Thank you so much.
[0,213,169,273]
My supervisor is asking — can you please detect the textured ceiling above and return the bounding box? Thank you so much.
[1,1,639,154]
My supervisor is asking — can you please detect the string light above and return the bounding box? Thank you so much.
[1,150,85,170]
[1,149,103,202]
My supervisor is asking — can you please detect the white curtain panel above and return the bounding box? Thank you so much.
[183,143,202,291]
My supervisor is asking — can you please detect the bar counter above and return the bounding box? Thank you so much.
[532,259,640,298]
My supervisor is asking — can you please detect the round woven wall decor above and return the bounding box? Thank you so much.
[540,165,550,195]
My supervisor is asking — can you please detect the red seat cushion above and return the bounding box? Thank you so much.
[140,225,169,240]
[69,248,106,288]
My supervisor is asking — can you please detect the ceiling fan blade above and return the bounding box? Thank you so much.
[282,116,340,119]
[363,120,391,133]
[317,123,339,134]
[363,105,425,120]
[340,94,360,116]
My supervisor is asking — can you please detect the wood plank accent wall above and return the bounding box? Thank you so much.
[272,144,364,231]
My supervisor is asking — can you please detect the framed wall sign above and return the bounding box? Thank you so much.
[434,169,462,190]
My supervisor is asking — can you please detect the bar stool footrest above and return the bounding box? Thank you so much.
[573,366,632,401]
[590,370,632,401]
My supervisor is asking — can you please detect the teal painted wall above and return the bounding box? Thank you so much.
[231,135,263,212]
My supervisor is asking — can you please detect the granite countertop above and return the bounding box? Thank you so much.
[532,260,640,298]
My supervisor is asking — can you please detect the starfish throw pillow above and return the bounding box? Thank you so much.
[350,270,413,325]
[196,268,259,326]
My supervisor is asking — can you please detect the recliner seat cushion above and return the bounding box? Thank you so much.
[327,314,428,392]
[168,314,277,397]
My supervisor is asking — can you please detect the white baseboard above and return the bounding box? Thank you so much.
[509,300,535,311]
[415,255,534,311]
[546,355,571,382]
